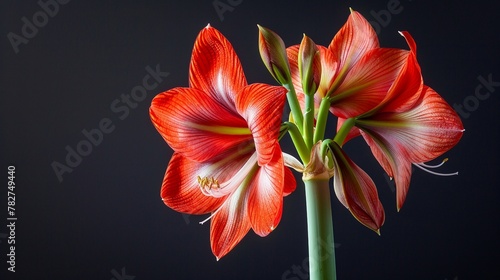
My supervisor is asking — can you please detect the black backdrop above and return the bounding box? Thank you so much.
[1,0,499,279]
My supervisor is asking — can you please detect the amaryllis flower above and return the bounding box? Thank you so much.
[149,25,296,259]
[287,10,412,119]
[339,32,464,210]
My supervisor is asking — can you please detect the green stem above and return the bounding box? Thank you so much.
[333,117,356,147]
[313,97,332,144]
[284,122,310,164]
[304,178,337,280]
[304,93,315,149]
[284,83,304,133]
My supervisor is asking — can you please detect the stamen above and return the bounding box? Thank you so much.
[197,152,259,198]
[413,158,458,177]
[197,176,220,190]
[418,158,448,169]
[199,200,227,225]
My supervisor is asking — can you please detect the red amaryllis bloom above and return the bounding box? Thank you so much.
[287,10,411,119]
[149,25,296,259]
[340,31,464,211]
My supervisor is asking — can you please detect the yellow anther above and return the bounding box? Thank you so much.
[197,176,220,190]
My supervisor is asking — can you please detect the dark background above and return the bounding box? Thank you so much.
[1,0,499,279]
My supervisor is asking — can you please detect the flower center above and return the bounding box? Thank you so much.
[197,176,221,193]
[197,153,260,226]
[197,176,220,189]
[197,152,259,198]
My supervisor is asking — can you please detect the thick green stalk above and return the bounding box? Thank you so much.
[304,93,315,149]
[333,117,355,147]
[313,98,332,144]
[284,83,304,133]
[304,178,337,280]
[284,122,310,164]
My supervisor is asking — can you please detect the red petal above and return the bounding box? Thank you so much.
[160,152,225,214]
[328,11,379,86]
[330,142,385,232]
[373,32,423,114]
[360,131,413,210]
[317,46,340,98]
[189,25,247,112]
[395,86,464,162]
[236,84,287,165]
[283,166,297,196]
[286,45,304,99]
[330,48,409,118]
[150,87,251,162]
[210,180,252,260]
[248,146,285,236]
[399,31,417,55]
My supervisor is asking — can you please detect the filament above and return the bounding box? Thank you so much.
[413,158,458,177]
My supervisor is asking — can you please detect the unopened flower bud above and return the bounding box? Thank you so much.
[298,34,321,95]
[257,25,292,85]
